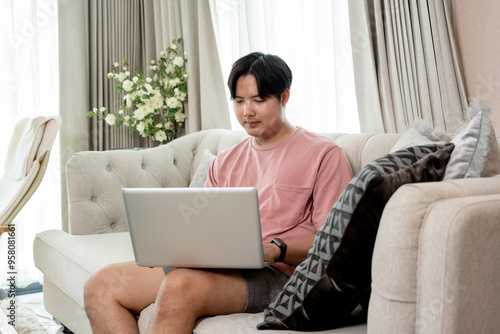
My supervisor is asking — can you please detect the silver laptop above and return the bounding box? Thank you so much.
[122,187,265,269]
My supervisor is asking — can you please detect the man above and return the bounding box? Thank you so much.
[84,52,352,333]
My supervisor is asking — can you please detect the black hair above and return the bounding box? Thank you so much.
[227,52,292,102]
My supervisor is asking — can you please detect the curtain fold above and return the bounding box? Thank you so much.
[58,0,229,231]
[349,0,468,134]
[148,0,231,134]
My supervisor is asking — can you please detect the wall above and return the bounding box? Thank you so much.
[454,0,500,133]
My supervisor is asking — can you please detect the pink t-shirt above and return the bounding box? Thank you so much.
[204,127,352,276]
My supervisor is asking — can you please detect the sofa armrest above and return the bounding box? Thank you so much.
[416,192,500,334]
[368,175,500,333]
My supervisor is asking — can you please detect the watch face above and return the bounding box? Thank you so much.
[273,238,285,247]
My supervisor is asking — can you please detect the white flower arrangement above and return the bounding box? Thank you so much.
[88,38,188,143]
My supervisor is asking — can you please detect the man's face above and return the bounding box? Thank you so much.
[233,74,289,146]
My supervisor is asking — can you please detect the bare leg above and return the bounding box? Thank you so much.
[148,268,247,334]
[84,261,165,334]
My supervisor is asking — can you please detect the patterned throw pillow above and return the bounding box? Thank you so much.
[257,143,454,331]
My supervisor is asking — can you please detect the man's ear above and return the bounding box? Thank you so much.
[281,89,291,107]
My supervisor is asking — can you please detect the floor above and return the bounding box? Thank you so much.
[1,292,65,334]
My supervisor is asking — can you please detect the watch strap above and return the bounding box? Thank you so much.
[271,238,287,262]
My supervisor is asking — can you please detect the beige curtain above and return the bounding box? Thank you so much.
[145,0,230,134]
[349,0,468,134]
[89,0,152,151]
[58,0,229,231]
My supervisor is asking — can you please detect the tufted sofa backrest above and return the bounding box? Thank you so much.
[65,129,408,235]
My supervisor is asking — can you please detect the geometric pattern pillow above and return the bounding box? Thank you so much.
[257,143,455,330]
[444,100,500,180]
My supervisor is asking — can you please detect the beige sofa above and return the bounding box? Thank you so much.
[34,129,500,333]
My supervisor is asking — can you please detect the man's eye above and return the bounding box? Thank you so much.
[255,99,264,103]
[234,100,243,104]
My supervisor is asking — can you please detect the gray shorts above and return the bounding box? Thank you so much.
[162,265,289,313]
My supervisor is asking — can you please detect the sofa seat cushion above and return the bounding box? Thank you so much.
[34,229,367,334]
[137,304,367,334]
[33,230,135,306]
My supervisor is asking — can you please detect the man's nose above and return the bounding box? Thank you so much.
[243,102,255,117]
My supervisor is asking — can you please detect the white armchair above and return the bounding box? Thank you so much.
[0,116,61,233]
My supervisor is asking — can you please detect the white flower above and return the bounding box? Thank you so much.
[150,91,163,109]
[124,94,132,107]
[93,38,188,144]
[133,107,143,120]
[166,64,176,74]
[175,111,186,122]
[117,72,127,82]
[136,122,147,134]
[122,79,133,92]
[173,56,184,67]
[174,88,187,101]
[168,78,181,88]
[155,130,167,142]
[105,114,116,126]
[144,83,154,93]
[167,97,179,108]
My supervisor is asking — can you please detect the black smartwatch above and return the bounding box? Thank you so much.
[271,238,287,262]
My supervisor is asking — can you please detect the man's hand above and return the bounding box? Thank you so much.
[264,243,282,262]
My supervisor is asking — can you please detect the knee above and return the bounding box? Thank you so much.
[160,268,199,298]
[84,264,123,306]
[154,269,204,313]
